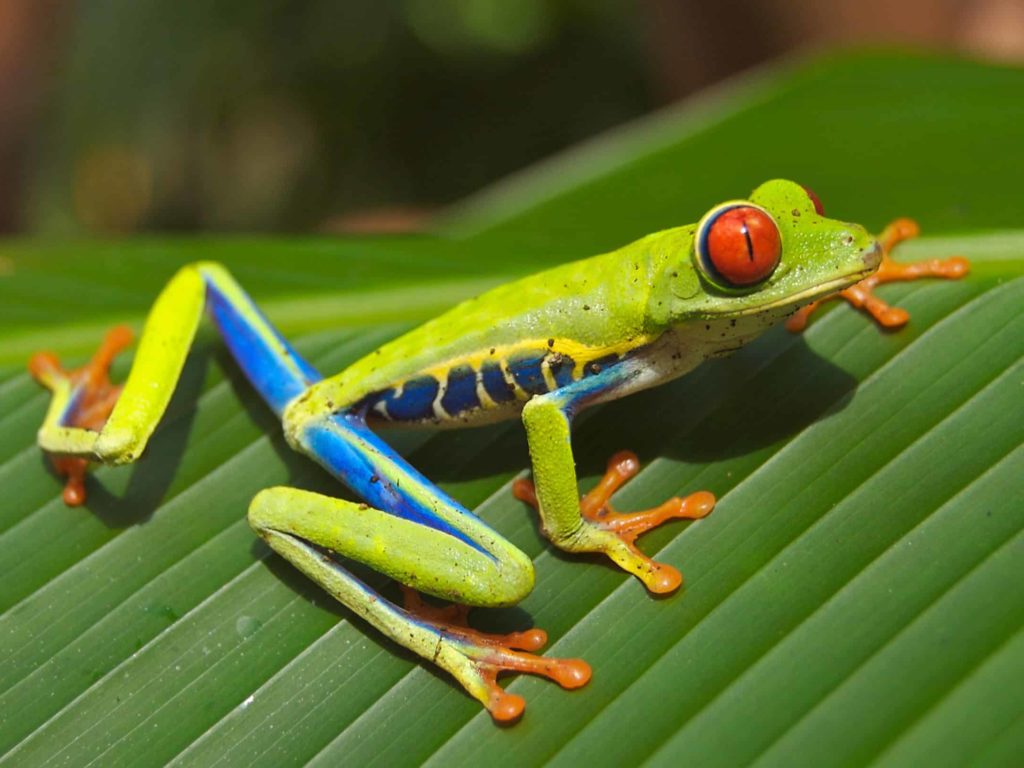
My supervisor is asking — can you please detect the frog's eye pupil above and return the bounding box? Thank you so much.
[801,185,825,215]
[699,205,781,287]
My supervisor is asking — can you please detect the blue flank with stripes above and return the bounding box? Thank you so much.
[508,352,548,395]
[379,375,438,421]
[203,273,492,557]
[549,354,576,388]
[440,364,480,415]
[481,360,515,403]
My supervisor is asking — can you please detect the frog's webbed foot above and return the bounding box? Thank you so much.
[786,218,970,332]
[28,326,134,505]
[514,451,715,594]
[398,585,590,722]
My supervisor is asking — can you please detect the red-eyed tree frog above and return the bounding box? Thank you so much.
[30,180,968,722]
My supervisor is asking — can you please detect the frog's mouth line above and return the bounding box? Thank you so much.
[705,267,870,320]
[696,242,881,320]
[735,240,882,316]
[764,269,872,311]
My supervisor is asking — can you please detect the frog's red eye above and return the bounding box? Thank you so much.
[696,204,781,287]
[802,185,825,215]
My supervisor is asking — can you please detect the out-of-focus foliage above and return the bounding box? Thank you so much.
[28,0,650,233]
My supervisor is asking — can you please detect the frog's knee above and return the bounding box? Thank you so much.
[247,486,289,535]
[486,546,535,607]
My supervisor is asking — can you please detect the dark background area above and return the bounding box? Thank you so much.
[2,0,1022,236]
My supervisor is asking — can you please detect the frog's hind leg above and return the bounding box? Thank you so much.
[30,260,589,719]
[786,218,970,331]
[29,262,317,503]
[248,456,590,722]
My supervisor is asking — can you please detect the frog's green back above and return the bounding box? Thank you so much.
[328,235,676,418]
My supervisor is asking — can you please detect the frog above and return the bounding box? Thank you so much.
[29,179,968,722]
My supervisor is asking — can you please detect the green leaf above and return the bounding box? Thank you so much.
[1,51,1021,767]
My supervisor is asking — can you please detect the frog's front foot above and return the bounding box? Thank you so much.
[398,586,591,722]
[786,218,970,332]
[514,451,715,594]
[28,325,133,505]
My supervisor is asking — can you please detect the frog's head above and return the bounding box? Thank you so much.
[661,179,880,336]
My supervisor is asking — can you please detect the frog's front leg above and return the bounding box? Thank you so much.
[516,367,715,593]
[786,218,970,331]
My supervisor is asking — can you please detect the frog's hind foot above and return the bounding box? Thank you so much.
[399,586,591,723]
[786,218,969,332]
[514,451,715,595]
[28,325,134,505]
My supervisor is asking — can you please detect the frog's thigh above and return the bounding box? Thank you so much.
[248,486,533,608]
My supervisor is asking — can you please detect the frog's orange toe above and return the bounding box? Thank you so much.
[516,452,714,595]
[788,219,970,332]
[30,325,134,506]
[400,585,591,722]
[489,692,526,723]
[57,458,89,506]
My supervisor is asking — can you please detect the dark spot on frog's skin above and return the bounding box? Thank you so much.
[583,304,591,311]
[671,271,678,278]
[489,348,495,355]
[705,324,711,331]
[730,319,736,327]
[547,338,554,347]
[792,208,800,217]
[843,234,854,245]
[370,475,379,484]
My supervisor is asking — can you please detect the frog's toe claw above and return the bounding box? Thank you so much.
[399,585,590,722]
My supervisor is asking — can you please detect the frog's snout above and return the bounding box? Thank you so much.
[861,240,882,271]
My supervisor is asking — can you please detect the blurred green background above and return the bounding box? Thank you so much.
[3,0,1023,236]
